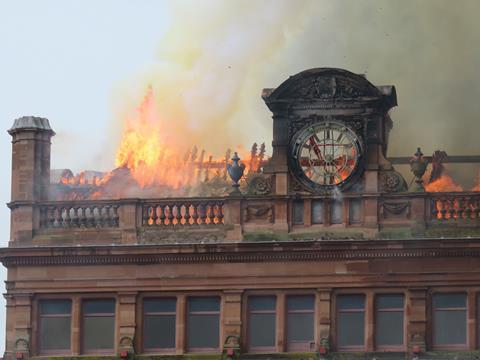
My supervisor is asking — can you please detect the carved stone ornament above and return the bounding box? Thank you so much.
[380,170,408,193]
[243,204,274,223]
[380,201,411,219]
[246,173,271,195]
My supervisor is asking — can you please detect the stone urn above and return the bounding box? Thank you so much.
[227,152,245,195]
[409,147,428,192]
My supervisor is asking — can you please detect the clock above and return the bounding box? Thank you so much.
[290,121,363,190]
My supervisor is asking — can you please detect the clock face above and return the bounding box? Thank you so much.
[291,122,362,189]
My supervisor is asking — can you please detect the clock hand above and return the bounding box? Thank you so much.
[308,136,324,162]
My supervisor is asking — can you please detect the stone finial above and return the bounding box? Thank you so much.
[8,116,55,135]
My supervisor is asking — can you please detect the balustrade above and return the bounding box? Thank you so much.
[39,203,119,228]
[142,201,224,226]
[431,194,480,222]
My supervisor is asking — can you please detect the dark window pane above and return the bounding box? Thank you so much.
[349,199,362,223]
[338,312,365,347]
[433,293,466,308]
[377,294,404,309]
[287,295,314,311]
[144,315,176,349]
[249,313,276,348]
[187,314,219,349]
[40,317,71,350]
[293,201,304,225]
[287,313,314,342]
[188,297,220,312]
[338,295,365,310]
[83,299,115,314]
[376,311,404,346]
[83,316,115,350]
[331,201,343,224]
[434,310,466,345]
[144,298,176,313]
[311,200,324,224]
[40,300,71,315]
[249,296,276,311]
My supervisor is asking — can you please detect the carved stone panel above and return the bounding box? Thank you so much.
[243,203,274,224]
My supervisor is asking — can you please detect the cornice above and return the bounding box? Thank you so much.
[2,238,480,267]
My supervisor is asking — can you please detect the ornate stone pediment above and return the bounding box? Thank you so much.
[263,68,389,105]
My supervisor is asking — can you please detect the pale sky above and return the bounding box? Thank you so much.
[1,0,480,354]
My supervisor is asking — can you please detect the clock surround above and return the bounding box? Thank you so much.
[290,120,363,191]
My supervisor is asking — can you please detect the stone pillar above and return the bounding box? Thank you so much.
[117,292,137,355]
[175,295,186,354]
[261,101,289,195]
[275,292,286,352]
[119,200,140,244]
[13,294,33,360]
[410,196,427,235]
[71,297,81,355]
[3,295,16,360]
[407,288,427,353]
[222,290,243,341]
[8,117,55,244]
[467,290,476,350]
[317,289,331,351]
[224,197,242,241]
[365,291,374,352]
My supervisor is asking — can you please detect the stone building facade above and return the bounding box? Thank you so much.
[2,68,480,360]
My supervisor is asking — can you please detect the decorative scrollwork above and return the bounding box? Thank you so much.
[380,170,408,193]
[246,173,272,195]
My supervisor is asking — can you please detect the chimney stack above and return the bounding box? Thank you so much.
[8,116,55,244]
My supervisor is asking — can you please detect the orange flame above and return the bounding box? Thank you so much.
[56,87,267,200]
[425,173,463,192]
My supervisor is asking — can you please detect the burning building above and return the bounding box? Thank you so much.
[2,68,480,360]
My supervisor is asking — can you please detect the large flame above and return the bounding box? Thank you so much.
[425,173,463,192]
[55,87,266,200]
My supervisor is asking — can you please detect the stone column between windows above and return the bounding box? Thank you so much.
[175,295,186,354]
[71,297,81,355]
[303,199,312,226]
[117,292,138,355]
[317,288,331,351]
[222,290,243,343]
[407,288,427,352]
[467,290,477,349]
[365,291,374,352]
[276,292,286,352]
[13,294,33,358]
[3,295,16,360]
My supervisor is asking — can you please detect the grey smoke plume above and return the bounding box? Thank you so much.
[109,0,480,185]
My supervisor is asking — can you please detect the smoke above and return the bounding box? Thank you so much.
[107,0,480,184]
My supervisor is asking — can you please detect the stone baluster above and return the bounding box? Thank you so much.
[457,198,465,220]
[175,204,183,225]
[142,205,150,226]
[199,204,207,225]
[192,204,199,225]
[78,207,86,227]
[166,205,174,225]
[439,199,447,220]
[207,203,215,224]
[70,207,79,227]
[112,205,119,227]
[217,203,224,224]
[150,205,159,226]
[447,199,456,221]
[54,207,62,228]
[431,199,439,220]
[184,204,192,225]
[63,206,71,227]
